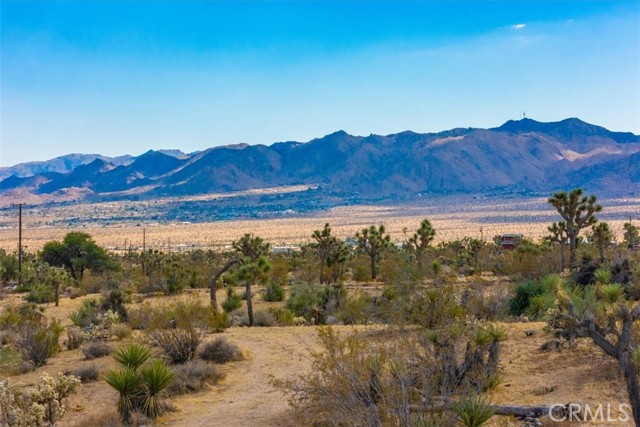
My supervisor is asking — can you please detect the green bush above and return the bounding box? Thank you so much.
[15,317,64,367]
[222,287,242,313]
[25,283,56,304]
[69,298,101,327]
[509,280,545,316]
[262,282,285,302]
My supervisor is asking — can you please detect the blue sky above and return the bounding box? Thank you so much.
[1,0,639,166]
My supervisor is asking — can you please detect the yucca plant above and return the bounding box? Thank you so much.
[112,343,151,370]
[105,344,174,421]
[596,284,624,305]
[103,367,143,422]
[593,267,612,286]
[453,395,494,427]
[140,360,175,417]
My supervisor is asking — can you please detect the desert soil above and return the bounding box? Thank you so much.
[0,285,634,427]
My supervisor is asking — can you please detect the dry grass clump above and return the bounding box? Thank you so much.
[165,360,224,396]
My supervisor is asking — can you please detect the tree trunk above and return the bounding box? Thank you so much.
[620,353,640,426]
[54,284,60,307]
[569,228,577,271]
[246,282,254,327]
[209,259,241,312]
[559,243,565,271]
[370,253,377,280]
[599,242,606,263]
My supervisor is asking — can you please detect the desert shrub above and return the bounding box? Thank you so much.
[165,360,223,396]
[221,286,243,313]
[268,307,296,325]
[200,337,243,364]
[338,291,375,325]
[262,282,285,302]
[0,303,44,330]
[0,372,80,427]
[149,326,206,364]
[145,298,215,364]
[509,280,545,316]
[69,298,101,328]
[104,343,174,422]
[65,364,100,382]
[129,298,227,332]
[82,342,112,360]
[70,411,123,427]
[65,326,85,350]
[286,282,337,324]
[15,317,64,367]
[25,283,56,304]
[112,323,132,339]
[254,309,275,327]
[467,289,510,321]
[101,289,129,321]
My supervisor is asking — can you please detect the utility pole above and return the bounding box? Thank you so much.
[17,203,23,287]
[142,228,146,276]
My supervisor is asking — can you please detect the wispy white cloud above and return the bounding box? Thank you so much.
[511,24,527,30]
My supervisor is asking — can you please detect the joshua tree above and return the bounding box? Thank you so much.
[312,223,335,284]
[624,222,639,248]
[237,255,271,326]
[355,225,392,280]
[209,233,270,311]
[548,189,601,270]
[46,266,70,307]
[408,218,436,269]
[549,281,640,425]
[590,221,613,263]
[547,221,568,271]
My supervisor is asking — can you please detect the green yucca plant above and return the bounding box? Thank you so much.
[453,395,494,427]
[103,367,143,422]
[105,344,174,421]
[140,360,175,418]
[486,324,507,342]
[596,284,624,305]
[112,343,151,370]
[593,267,612,285]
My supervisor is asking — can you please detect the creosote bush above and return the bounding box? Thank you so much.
[82,342,113,360]
[199,337,243,364]
[15,317,64,367]
[165,360,223,396]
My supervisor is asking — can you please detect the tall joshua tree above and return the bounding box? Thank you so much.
[590,221,613,263]
[356,225,392,280]
[548,189,602,270]
[312,223,334,284]
[408,218,436,269]
[210,233,270,311]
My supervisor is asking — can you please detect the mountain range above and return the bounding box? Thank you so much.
[1,117,639,205]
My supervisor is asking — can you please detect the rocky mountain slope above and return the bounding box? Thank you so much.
[2,118,638,203]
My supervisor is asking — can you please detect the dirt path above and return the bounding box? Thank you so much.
[158,326,323,427]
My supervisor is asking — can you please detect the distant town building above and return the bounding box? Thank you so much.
[496,233,523,250]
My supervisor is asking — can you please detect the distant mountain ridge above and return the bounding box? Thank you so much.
[1,118,639,204]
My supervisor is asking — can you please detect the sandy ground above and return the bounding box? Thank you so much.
[1,197,638,252]
[0,288,635,427]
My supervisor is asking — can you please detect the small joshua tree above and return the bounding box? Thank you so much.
[356,225,392,280]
